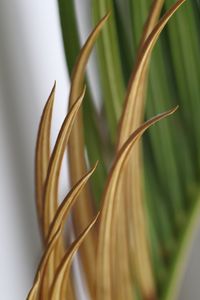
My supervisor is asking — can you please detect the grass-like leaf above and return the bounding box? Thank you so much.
[96,107,178,300]
[27,226,61,299]
[67,13,110,296]
[50,213,99,300]
[27,1,200,299]
[35,82,55,232]
[47,162,98,243]
[43,88,85,236]
[114,1,185,297]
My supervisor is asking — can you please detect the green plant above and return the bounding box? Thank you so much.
[27,0,200,299]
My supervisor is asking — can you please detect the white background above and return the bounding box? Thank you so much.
[0,1,200,299]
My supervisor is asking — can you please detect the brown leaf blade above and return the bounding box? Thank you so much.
[67,13,110,297]
[138,0,164,53]
[26,273,40,300]
[26,226,61,300]
[96,107,178,300]
[112,2,164,299]
[114,1,185,298]
[50,213,100,300]
[47,162,98,243]
[30,162,97,300]
[41,87,85,296]
[35,82,56,231]
[43,87,85,237]
[118,0,185,143]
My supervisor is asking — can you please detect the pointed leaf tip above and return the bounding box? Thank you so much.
[35,82,56,229]
[43,86,86,236]
[47,161,99,243]
[50,212,100,300]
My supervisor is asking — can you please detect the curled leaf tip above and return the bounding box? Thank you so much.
[82,84,86,96]
[35,79,56,229]
[161,105,179,117]
[172,105,179,113]
[105,11,112,20]
[93,160,99,170]
[49,81,56,98]
[53,80,56,88]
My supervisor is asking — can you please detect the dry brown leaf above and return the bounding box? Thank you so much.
[47,162,98,243]
[112,2,164,299]
[35,82,55,232]
[47,163,98,300]
[96,107,178,300]
[50,213,100,300]
[40,87,85,295]
[67,13,110,297]
[117,0,185,142]
[34,162,97,300]
[27,273,41,300]
[138,0,164,54]
[27,226,61,300]
[43,87,85,237]
[115,1,185,298]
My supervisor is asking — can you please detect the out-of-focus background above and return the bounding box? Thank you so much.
[0,1,69,298]
[0,1,200,299]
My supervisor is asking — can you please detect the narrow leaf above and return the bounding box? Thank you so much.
[112,1,166,298]
[27,273,40,300]
[35,82,55,231]
[42,87,85,293]
[96,107,178,300]
[115,1,185,297]
[50,213,100,300]
[117,0,185,145]
[67,13,110,296]
[27,227,61,300]
[93,0,125,139]
[43,87,85,236]
[47,162,98,243]
[138,0,164,54]
[58,0,108,205]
